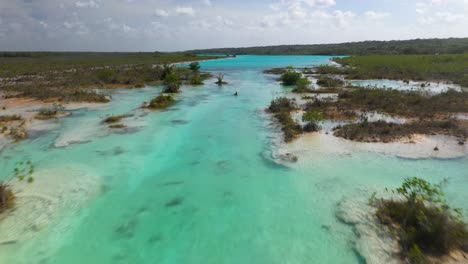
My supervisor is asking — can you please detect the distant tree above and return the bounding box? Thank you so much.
[164,72,182,93]
[189,62,201,73]
[215,73,227,85]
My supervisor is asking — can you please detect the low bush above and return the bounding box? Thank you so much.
[147,95,175,110]
[268,97,297,113]
[316,75,345,87]
[0,115,22,122]
[0,183,14,213]
[103,114,131,124]
[274,111,303,142]
[215,73,228,85]
[334,119,466,142]
[281,67,302,86]
[371,177,468,262]
[189,74,203,85]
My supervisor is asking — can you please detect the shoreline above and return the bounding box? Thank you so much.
[276,131,466,163]
[0,97,108,152]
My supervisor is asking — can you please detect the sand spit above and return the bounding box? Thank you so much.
[280,132,466,162]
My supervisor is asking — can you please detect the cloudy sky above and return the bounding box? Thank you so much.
[0,0,467,51]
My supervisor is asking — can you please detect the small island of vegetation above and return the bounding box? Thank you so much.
[370,177,468,263]
[145,94,176,110]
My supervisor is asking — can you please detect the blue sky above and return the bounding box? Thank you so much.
[0,0,467,51]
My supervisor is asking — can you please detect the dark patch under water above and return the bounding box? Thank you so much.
[114,218,139,239]
[171,119,189,125]
[96,146,126,156]
[165,197,184,208]
[147,233,163,244]
[159,180,184,187]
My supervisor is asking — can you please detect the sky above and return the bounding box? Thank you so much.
[0,0,467,52]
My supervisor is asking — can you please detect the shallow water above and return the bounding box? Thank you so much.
[0,56,467,264]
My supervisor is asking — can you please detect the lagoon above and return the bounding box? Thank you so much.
[0,56,467,264]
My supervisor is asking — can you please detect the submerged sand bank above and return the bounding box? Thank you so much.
[0,165,101,245]
[0,97,108,151]
[336,191,400,264]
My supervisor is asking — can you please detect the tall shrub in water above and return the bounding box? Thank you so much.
[164,72,182,93]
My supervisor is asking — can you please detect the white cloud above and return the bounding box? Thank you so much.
[332,10,355,27]
[122,24,135,33]
[201,0,212,6]
[154,9,169,18]
[365,11,391,20]
[435,11,466,23]
[216,16,233,26]
[39,21,48,28]
[300,0,336,7]
[75,0,99,8]
[175,6,195,16]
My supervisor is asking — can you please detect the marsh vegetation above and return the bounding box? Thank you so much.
[334,119,466,143]
[370,177,468,263]
[146,95,176,110]
[0,53,218,102]
[329,54,468,87]
[268,97,303,142]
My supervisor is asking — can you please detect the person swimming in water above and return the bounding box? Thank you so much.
[234,91,238,96]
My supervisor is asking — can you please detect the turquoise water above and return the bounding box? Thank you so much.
[0,56,467,264]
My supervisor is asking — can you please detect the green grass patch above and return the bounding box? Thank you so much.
[333,54,468,87]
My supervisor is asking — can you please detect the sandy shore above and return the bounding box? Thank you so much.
[277,131,466,163]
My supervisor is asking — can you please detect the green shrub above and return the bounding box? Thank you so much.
[274,111,302,142]
[164,72,182,93]
[281,66,302,86]
[303,121,320,132]
[189,74,203,85]
[215,73,227,85]
[103,114,131,124]
[268,97,297,113]
[302,111,325,122]
[292,77,312,93]
[96,69,119,84]
[333,120,466,142]
[316,76,344,87]
[189,62,201,72]
[147,95,175,109]
[372,177,468,262]
[408,245,429,264]
[0,183,14,213]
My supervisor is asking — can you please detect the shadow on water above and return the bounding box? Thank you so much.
[96,146,127,156]
[165,197,184,208]
[170,119,189,125]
